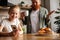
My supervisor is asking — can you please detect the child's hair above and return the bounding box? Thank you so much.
[8,5,20,14]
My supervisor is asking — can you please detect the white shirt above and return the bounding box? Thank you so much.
[1,18,20,32]
[30,9,39,33]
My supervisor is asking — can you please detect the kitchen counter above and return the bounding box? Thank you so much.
[0,33,60,40]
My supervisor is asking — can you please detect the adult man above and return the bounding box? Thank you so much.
[27,0,48,33]
[0,5,23,36]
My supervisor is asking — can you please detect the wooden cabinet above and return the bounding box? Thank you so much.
[0,0,7,6]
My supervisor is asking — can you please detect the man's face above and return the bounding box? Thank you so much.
[31,0,41,10]
[9,8,20,19]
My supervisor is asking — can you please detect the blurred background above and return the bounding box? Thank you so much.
[0,0,60,33]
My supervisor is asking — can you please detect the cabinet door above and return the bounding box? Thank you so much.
[41,0,45,7]
[42,0,50,11]
[0,0,7,6]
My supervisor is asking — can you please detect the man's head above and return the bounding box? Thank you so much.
[31,0,41,10]
[8,5,20,20]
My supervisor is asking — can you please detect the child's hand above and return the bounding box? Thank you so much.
[10,29,19,36]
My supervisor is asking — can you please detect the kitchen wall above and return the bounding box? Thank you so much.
[0,9,9,22]
[59,0,60,7]
[50,0,59,11]
[44,0,50,11]
[8,0,32,5]
[8,0,60,11]
[50,0,60,32]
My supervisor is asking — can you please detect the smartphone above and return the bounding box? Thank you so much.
[11,25,16,30]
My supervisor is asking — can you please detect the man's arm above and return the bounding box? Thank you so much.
[46,10,55,20]
[44,8,49,27]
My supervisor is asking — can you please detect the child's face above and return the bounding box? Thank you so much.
[9,8,20,19]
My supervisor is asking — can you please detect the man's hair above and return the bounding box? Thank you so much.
[31,0,41,5]
[8,5,20,14]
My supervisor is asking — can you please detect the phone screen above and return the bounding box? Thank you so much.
[11,25,16,30]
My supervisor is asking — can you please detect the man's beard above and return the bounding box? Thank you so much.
[32,6,40,10]
[32,7,39,10]
[32,7,37,10]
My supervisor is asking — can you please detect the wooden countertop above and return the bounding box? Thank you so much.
[0,33,60,40]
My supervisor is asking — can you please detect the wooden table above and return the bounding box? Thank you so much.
[0,34,60,40]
